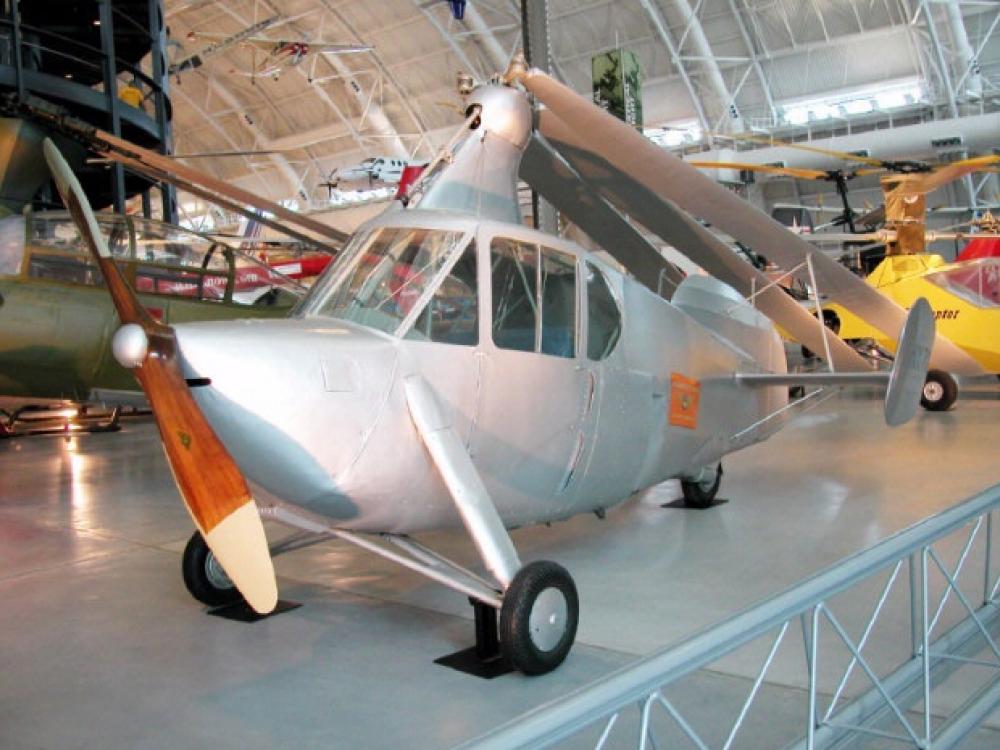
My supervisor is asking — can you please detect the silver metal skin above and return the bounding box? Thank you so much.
[175,206,788,538]
[111,323,149,369]
[417,85,531,224]
[168,85,930,607]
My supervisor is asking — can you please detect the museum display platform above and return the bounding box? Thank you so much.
[3,389,1000,748]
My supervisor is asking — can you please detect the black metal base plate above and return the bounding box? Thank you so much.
[434,647,514,679]
[207,599,302,622]
[661,497,730,509]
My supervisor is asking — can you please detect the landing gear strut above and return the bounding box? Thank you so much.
[681,463,723,509]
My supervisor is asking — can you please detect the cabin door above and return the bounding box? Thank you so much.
[471,235,589,519]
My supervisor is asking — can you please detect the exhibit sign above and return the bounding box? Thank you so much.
[592,49,643,129]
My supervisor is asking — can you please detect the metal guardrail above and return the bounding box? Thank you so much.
[461,484,1000,749]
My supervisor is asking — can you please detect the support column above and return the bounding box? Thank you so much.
[521,0,557,233]
[667,0,744,132]
[637,0,709,132]
[943,0,982,100]
[147,0,176,222]
[98,0,126,213]
[921,1,977,206]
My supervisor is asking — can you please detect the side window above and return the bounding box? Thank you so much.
[491,238,577,359]
[491,237,538,353]
[586,262,621,360]
[540,247,576,358]
[406,241,478,345]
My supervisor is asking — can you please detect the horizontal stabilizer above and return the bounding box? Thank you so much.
[736,298,936,426]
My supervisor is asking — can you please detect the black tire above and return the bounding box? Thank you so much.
[499,561,579,675]
[920,370,958,412]
[681,463,723,509]
[182,531,243,607]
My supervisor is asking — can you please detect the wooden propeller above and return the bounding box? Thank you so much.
[43,139,278,614]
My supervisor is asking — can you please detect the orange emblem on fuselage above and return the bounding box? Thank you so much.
[669,373,701,429]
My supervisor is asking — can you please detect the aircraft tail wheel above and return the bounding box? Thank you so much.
[681,463,723,509]
[499,561,579,675]
[920,370,958,412]
[182,531,244,607]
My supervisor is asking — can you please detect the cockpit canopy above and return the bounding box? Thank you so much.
[297,223,623,362]
[0,211,305,307]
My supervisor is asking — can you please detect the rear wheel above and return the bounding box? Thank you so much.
[500,561,578,675]
[182,531,243,607]
[681,463,723,509]
[920,370,958,412]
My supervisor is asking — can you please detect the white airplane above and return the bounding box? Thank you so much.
[42,68,936,676]
[173,15,371,81]
[323,157,417,191]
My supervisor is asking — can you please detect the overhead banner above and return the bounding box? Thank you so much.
[592,49,643,129]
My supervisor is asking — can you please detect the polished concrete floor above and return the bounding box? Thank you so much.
[3,388,1000,748]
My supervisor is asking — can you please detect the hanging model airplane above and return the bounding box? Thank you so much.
[183,25,372,82]
[42,68,937,676]
[321,156,414,191]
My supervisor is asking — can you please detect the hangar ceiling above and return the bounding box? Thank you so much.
[162,0,1000,212]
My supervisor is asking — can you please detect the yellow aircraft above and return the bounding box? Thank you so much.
[692,151,1000,411]
[815,253,1000,410]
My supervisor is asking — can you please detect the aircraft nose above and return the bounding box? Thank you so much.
[172,319,399,514]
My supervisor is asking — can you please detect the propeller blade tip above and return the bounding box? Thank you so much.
[203,502,278,614]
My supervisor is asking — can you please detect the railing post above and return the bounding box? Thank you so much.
[98,0,125,213]
[921,546,932,747]
[910,552,921,658]
[986,511,994,606]
[807,604,820,749]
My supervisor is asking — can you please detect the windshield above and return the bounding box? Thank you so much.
[298,227,470,335]
[926,260,1000,309]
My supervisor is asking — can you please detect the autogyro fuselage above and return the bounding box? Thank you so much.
[175,207,790,535]
[43,77,931,675]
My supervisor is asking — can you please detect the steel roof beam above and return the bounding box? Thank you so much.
[725,0,777,124]
[637,0,710,131]
[665,0,745,132]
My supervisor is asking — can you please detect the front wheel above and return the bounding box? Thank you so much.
[920,370,958,412]
[681,463,723,509]
[182,531,243,607]
[499,561,579,675]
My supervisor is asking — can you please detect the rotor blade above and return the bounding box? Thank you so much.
[687,161,829,181]
[896,155,1000,197]
[521,133,685,299]
[524,124,870,370]
[513,67,984,375]
[711,131,891,169]
[43,139,278,614]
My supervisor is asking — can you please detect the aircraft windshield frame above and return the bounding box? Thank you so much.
[925,259,1000,309]
[297,226,473,336]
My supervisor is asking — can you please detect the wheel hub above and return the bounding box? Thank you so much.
[528,587,568,652]
[923,381,944,403]
[205,551,234,590]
